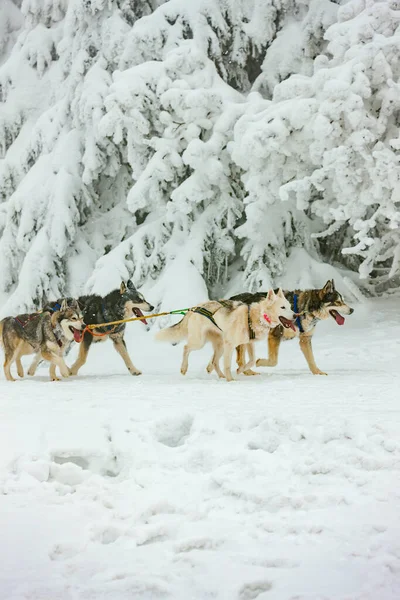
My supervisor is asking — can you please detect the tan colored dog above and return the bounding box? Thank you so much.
[156,289,295,381]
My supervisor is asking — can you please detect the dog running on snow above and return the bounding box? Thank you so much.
[156,288,295,381]
[68,280,154,377]
[0,299,85,381]
[231,279,354,376]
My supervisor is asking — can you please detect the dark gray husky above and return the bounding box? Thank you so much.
[69,280,154,376]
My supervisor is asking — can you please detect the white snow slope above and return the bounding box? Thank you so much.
[0,299,399,600]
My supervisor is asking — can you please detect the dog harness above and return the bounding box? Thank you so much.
[100,301,123,334]
[248,306,256,340]
[293,294,304,333]
[190,307,222,330]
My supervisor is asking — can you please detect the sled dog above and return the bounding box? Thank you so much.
[0,299,85,381]
[68,280,154,377]
[156,289,295,381]
[231,280,354,376]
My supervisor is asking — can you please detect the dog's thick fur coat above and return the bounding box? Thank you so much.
[231,280,354,376]
[68,280,154,377]
[1,300,85,381]
[156,289,295,381]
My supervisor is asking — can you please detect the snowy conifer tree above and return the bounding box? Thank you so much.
[0,0,399,314]
[232,0,400,290]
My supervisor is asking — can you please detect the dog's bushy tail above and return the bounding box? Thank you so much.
[155,315,189,344]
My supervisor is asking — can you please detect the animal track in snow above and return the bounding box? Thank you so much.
[51,452,120,479]
[155,414,193,447]
[174,537,223,553]
[239,580,273,599]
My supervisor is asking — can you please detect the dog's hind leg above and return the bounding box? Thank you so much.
[256,330,282,368]
[4,352,16,381]
[111,336,141,376]
[69,333,93,376]
[223,343,235,382]
[181,344,191,375]
[207,334,224,378]
[299,333,327,375]
[28,353,42,376]
[3,342,23,382]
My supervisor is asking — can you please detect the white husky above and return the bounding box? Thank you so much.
[156,289,295,381]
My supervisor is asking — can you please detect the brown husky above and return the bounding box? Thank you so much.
[0,300,85,381]
[232,280,354,376]
[156,289,295,381]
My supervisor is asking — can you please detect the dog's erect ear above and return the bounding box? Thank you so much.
[127,280,136,291]
[120,282,127,294]
[60,299,68,311]
[266,289,276,304]
[331,279,335,290]
[277,288,285,299]
[322,280,334,295]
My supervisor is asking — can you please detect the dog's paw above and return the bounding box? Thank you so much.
[256,358,274,367]
[243,369,260,376]
[130,370,142,376]
[312,369,328,376]
[51,377,61,382]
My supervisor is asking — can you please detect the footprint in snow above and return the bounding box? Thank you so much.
[239,580,273,599]
[154,414,193,448]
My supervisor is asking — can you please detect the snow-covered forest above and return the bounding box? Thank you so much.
[0,0,399,312]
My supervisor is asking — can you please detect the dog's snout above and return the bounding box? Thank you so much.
[349,308,354,315]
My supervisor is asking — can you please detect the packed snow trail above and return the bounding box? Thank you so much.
[0,299,399,600]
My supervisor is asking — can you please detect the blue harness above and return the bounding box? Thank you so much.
[293,294,304,333]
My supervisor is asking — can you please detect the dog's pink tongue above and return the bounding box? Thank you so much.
[333,310,345,326]
[74,329,83,342]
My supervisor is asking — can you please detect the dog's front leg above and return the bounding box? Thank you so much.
[111,336,142,376]
[256,330,281,368]
[16,357,24,379]
[223,343,235,382]
[299,334,327,375]
[239,343,259,375]
[69,332,93,376]
[49,363,60,381]
[237,344,259,376]
[43,347,70,379]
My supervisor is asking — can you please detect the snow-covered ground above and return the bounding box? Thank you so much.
[0,299,399,600]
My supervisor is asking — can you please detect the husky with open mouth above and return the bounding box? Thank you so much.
[157,289,295,381]
[0,299,85,381]
[68,280,154,377]
[232,280,354,376]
